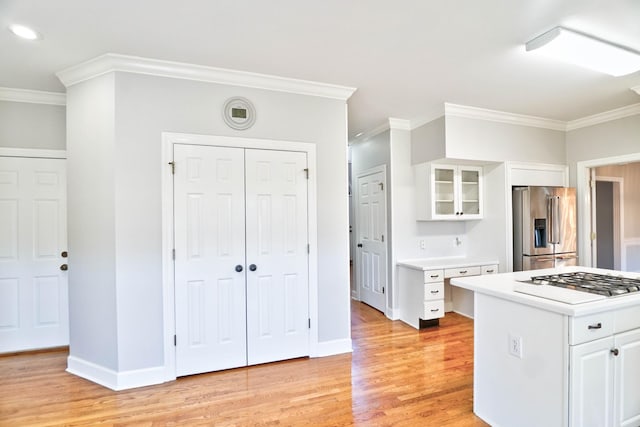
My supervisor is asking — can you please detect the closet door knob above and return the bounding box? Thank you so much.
[249,264,257,272]
[235,265,243,272]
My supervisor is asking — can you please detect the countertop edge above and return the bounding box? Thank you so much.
[397,257,499,271]
[451,267,640,317]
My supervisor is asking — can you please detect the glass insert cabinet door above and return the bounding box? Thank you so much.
[434,167,455,215]
[460,168,480,215]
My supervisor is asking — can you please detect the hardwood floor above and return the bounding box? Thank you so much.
[0,302,488,426]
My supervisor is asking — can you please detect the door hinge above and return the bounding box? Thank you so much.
[307,244,310,254]
[172,249,176,260]
[591,232,596,241]
[174,335,177,346]
[308,318,311,329]
[304,168,309,179]
[168,161,175,175]
[381,234,384,242]
[382,287,385,294]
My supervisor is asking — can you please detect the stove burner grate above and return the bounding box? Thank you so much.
[529,272,640,297]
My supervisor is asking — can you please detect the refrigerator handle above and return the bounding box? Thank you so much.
[547,196,554,245]
[550,196,561,245]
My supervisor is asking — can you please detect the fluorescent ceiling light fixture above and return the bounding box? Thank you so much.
[8,24,41,40]
[526,27,640,76]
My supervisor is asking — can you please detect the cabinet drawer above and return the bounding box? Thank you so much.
[444,266,481,278]
[423,300,445,319]
[423,269,444,283]
[570,312,614,345]
[424,283,444,301]
[615,305,640,333]
[481,264,498,275]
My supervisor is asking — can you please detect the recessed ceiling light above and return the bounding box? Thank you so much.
[526,27,640,77]
[8,24,42,41]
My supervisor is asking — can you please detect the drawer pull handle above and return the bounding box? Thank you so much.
[459,270,467,274]
[430,309,440,312]
[611,348,619,356]
[588,323,602,330]
[430,275,439,278]
[430,290,439,294]
[485,269,494,273]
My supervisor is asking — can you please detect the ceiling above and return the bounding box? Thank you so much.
[1,0,640,139]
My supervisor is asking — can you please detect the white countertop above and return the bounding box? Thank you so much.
[451,266,640,317]
[396,257,499,271]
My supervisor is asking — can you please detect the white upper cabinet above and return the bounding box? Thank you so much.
[415,163,483,221]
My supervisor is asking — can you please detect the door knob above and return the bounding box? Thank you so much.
[235,265,243,272]
[61,251,68,258]
[357,243,363,248]
[60,264,68,271]
[249,264,257,271]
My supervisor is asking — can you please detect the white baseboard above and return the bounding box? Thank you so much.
[452,310,474,320]
[312,338,353,357]
[67,355,168,391]
[386,307,400,320]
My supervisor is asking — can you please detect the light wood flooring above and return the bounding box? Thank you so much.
[0,301,488,426]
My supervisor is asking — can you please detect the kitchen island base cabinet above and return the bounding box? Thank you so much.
[470,289,640,427]
[473,293,568,427]
[571,329,640,427]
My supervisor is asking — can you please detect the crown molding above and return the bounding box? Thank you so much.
[388,118,411,130]
[0,87,66,105]
[56,53,356,100]
[566,103,640,131]
[444,103,566,131]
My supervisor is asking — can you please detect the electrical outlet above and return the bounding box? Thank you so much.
[508,334,523,359]
[419,240,426,250]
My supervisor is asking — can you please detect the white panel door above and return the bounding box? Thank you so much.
[0,156,68,353]
[245,149,309,365]
[356,169,387,313]
[174,144,247,376]
[614,329,640,427]
[570,336,615,427]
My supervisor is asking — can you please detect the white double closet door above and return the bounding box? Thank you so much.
[174,144,309,376]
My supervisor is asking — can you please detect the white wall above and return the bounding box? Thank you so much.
[66,74,118,370]
[350,130,391,301]
[66,70,351,377]
[445,116,566,164]
[0,100,66,149]
[465,163,508,271]
[411,116,445,163]
[565,114,640,267]
[566,115,640,186]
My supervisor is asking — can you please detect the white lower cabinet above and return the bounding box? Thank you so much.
[570,320,640,426]
[398,262,497,329]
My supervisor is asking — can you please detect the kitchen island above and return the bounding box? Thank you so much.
[451,266,640,427]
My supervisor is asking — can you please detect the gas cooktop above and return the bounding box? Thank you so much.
[529,271,640,297]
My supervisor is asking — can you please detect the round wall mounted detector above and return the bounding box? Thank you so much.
[223,97,256,130]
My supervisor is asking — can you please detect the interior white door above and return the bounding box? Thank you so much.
[174,144,310,376]
[174,144,247,376]
[0,156,68,353]
[356,168,387,313]
[245,149,309,365]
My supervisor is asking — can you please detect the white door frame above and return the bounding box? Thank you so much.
[161,132,318,381]
[577,153,640,268]
[592,175,624,270]
[354,164,388,312]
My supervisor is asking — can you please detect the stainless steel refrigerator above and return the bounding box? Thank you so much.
[513,186,578,271]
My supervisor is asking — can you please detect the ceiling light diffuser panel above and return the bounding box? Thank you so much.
[526,27,640,76]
